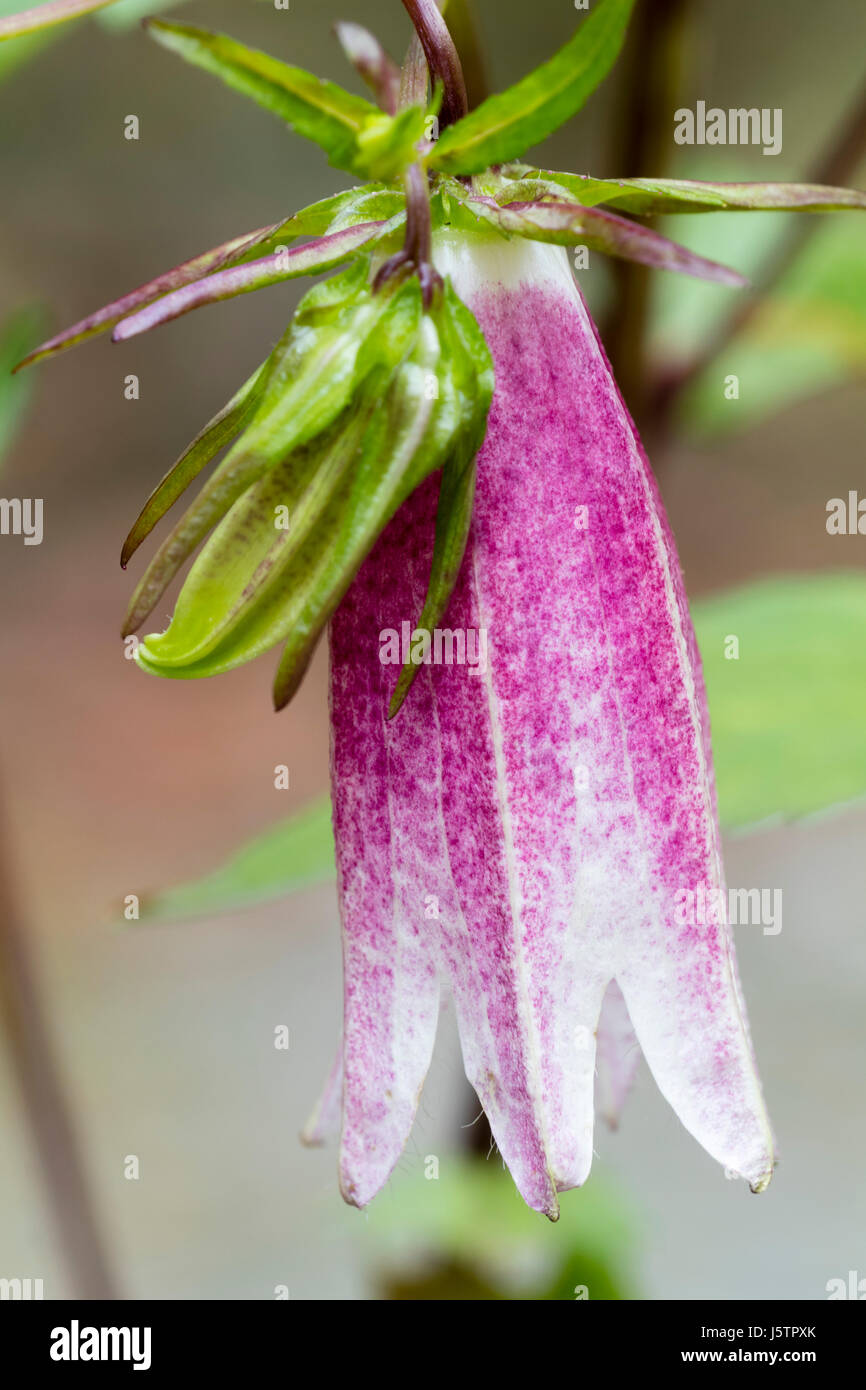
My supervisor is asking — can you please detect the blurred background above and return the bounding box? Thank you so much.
[0,0,864,1299]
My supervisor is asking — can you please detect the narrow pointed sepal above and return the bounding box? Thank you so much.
[526,168,866,215]
[112,224,388,342]
[460,195,748,286]
[120,360,271,570]
[334,21,401,114]
[16,187,406,372]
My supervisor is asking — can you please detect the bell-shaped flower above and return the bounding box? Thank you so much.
[16,0,866,1216]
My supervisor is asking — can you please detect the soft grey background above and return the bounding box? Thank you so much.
[0,0,864,1298]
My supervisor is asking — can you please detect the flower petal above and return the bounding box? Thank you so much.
[595,981,641,1129]
[329,501,443,1207]
[332,478,561,1216]
[300,1042,343,1147]
[429,230,774,1194]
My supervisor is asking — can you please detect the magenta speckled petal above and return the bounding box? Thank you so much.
[433,232,774,1194]
[329,495,444,1209]
[325,230,774,1214]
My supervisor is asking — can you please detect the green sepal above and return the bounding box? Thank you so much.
[123,260,395,634]
[120,359,271,569]
[134,287,443,690]
[388,282,494,717]
[146,19,381,173]
[507,166,866,215]
[427,0,635,175]
[264,184,407,242]
[147,20,430,182]
[352,103,429,182]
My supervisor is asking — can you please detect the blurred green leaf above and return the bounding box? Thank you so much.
[429,0,634,175]
[0,306,44,467]
[366,1158,639,1301]
[652,212,866,435]
[137,797,334,922]
[694,573,866,828]
[96,0,176,31]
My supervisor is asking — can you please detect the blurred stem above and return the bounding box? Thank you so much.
[0,799,117,1298]
[603,0,692,432]
[652,81,866,423]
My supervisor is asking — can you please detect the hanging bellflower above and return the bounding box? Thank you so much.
[16,0,866,1215]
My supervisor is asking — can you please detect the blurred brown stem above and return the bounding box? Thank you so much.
[604,0,692,432]
[0,801,117,1298]
[651,81,866,424]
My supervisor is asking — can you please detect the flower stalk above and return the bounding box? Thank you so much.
[373,163,442,307]
[400,0,468,128]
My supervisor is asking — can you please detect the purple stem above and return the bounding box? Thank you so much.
[401,0,468,128]
[374,164,441,308]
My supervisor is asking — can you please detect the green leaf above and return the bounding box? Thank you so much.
[428,0,635,175]
[136,798,335,923]
[694,573,866,828]
[146,19,381,172]
[0,306,44,467]
[367,1158,639,1301]
[664,216,866,435]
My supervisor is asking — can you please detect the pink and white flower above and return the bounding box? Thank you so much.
[326,234,775,1216]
